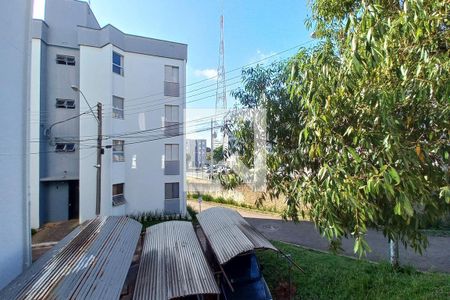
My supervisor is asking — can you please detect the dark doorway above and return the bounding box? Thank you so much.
[68,180,79,220]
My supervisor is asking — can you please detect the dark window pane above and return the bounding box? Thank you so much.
[113,183,124,195]
[113,65,122,75]
[65,143,75,152]
[172,183,179,198]
[113,52,122,66]
[55,143,65,152]
[66,100,75,109]
[165,183,172,199]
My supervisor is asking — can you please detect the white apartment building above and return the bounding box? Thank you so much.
[30,0,187,226]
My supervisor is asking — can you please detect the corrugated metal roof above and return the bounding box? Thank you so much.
[133,221,220,300]
[0,216,141,300]
[197,207,278,265]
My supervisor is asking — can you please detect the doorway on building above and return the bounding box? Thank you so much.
[68,180,79,220]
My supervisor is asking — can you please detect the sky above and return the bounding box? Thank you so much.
[33,0,313,144]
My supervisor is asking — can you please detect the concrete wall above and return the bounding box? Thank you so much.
[0,0,32,289]
[41,45,80,179]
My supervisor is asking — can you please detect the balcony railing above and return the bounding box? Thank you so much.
[164,81,179,97]
[164,121,180,137]
[164,198,180,214]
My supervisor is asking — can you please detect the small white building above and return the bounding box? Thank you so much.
[30,0,187,226]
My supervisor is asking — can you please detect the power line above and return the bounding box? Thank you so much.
[28,40,313,119]
[29,110,229,143]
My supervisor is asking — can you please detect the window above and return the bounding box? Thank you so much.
[165,65,179,83]
[56,54,75,66]
[112,51,124,75]
[55,98,76,109]
[55,143,75,152]
[113,140,125,162]
[165,182,179,199]
[112,96,124,119]
[165,105,179,122]
[112,183,126,206]
[165,144,179,161]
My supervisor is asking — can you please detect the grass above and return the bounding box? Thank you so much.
[129,210,193,230]
[258,241,450,299]
[187,192,282,214]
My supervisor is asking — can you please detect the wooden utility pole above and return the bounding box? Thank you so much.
[96,102,102,215]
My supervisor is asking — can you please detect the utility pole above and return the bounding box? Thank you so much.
[210,119,214,179]
[96,102,102,215]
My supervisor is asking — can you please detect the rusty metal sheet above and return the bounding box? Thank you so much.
[197,207,278,265]
[0,216,142,300]
[133,221,220,300]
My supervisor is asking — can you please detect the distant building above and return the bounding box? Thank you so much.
[0,0,33,288]
[186,139,207,169]
[30,0,187,227]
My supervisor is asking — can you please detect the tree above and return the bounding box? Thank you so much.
[230,0,450,264]
[213,145,224,163]
[290,0,449,260]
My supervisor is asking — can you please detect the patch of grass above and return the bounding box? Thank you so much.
[188,193,282,214]
[129,211,191,230]
[258,241,450,299]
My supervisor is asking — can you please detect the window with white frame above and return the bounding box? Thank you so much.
[55,143,75,152]
[55,98,76,109]
[165,182,179,199]
[112,96,124,119]
[56,54,75,66]
[113,140,125,162]
[164,65,179,83]
[112,183,126,206]
[165,144,179,161]
[112,51,124,75]
[165,105,179,122]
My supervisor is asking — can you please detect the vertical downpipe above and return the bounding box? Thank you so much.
[23,0,33,269]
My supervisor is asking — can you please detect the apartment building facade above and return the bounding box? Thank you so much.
[30,0,187,227]
[186,139,207,169]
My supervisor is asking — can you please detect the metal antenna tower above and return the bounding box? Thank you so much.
[214,5,227,151]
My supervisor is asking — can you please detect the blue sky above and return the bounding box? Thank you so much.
[33,0,313,142]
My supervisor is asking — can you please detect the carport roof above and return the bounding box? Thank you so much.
[197,207,278,265]
[133,221,220,300]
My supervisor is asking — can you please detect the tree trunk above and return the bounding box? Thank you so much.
[389,238,400,268]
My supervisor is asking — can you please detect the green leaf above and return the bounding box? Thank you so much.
[389,167,400,185]
[348,147,362,163]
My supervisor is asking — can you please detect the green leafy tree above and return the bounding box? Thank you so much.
[229,0,449,264]
[213,145,224,163]
[288,0,450,260]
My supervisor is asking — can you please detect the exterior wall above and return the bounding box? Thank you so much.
[41,45,80,180]
[79,45,112,222]
[0,0,32,289]
[30,39,42,228]
[79,44,186,220]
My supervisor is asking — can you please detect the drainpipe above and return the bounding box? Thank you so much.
[23,0,33,269]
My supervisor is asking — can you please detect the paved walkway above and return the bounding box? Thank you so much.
[188,200,450,273]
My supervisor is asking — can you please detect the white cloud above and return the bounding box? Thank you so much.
[194,68,218,79]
